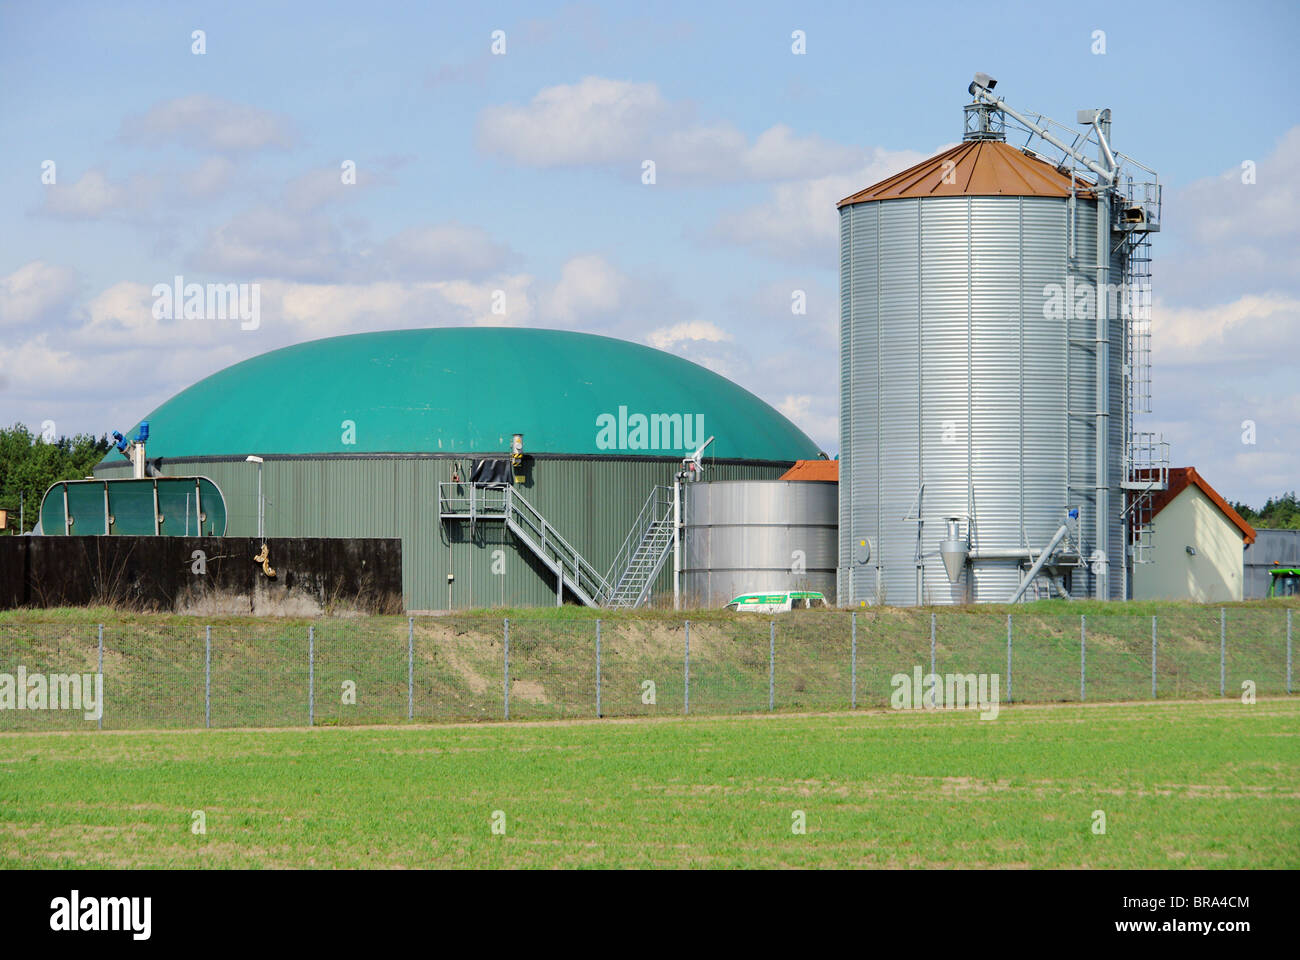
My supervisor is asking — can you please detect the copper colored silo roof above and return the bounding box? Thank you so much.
[838,140,1096,207]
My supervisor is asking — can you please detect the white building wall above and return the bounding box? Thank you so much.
[1134,486,1246,602]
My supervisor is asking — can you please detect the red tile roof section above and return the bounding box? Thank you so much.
[1146,466,1256,545]
[779,459,838,482]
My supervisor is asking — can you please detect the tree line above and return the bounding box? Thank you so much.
[0,424,112,533]
[1231,492,1300,531]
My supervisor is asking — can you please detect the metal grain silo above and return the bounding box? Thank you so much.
[839,76,1163,606]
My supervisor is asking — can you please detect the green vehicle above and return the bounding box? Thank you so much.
[1268,567,1300,598]
[725,590,829,613]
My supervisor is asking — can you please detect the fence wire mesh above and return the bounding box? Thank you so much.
[0,608,1293,731]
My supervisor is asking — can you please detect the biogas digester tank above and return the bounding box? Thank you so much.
[838,137,1126,605]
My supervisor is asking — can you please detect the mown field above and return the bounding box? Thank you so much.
[1,699,1295,868]
[0,600,1295,729]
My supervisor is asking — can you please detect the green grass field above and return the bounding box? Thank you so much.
[2,698,1296,868]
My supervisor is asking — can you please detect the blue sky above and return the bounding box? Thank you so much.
[2,0,1298,506]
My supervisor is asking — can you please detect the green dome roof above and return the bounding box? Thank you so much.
[103,328,820,463]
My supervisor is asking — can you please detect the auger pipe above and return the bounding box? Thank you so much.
[1007,521,1073,604]
[971,85,1115,184]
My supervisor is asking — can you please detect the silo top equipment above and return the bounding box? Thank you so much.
[837,139,1096,207]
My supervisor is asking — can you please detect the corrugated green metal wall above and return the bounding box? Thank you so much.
[96,455,791,610]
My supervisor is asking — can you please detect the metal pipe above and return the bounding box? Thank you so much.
[970,548,1039,560]
[672,479,681,611]
[1095,173,1111,600]
[1007,520,1072,603]
[972,87,1115,183]
[1094,117,1118,175]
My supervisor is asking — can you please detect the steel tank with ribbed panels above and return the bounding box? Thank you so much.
[838,184,1125,606]
[683,480,837,607]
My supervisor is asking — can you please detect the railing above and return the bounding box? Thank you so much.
[437,481,508,520]
[604,485,674,591]
[502,487,612,606]
[438,481,674,609]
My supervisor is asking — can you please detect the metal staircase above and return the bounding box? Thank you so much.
[438,481,676,609]
[604,486,675,608]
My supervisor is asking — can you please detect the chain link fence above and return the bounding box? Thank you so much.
[0,609,1292,731]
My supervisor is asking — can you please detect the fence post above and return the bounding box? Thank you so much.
[1080,615,1086,702]
[1006,614,1012,704]
[1151,616,1158,700]
[205,625,211,729]
[769,620,775,712]
[1220,607,1226,698]
[308,625,315,727]
[1288,609,1293,696]
[851,612,857,710]
[97,624,104,731]
[596,618,602,719]
[407,617,414,722]
[930,612,937,678]
[684,620,690,715]
[503,618,510,721]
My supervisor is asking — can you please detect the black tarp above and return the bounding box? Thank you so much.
[470,459,512,487]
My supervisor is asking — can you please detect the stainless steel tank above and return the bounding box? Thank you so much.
[683,480,837,607]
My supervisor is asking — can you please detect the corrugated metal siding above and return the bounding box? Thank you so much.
[841,193,1124,605]
[100,455,790,610]
[683,480,837,606]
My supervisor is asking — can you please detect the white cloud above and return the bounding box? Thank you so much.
[775,393,836,451]
[381,224,512,281]
[478,77,867,182]
[1177,127,1300,245]
[76,280,232,349]
[119,95,296,152]
[3,335,86,393]
[645,321,731,351]
[194,207,344,281]
[183,157,238,199]
[1152,293,1300,365]
[539,254,626,324]
[478,77,669,168]
[709,148,929,263]
[0,261,79,327]
[268,274,537,338]
[283,164,382,213]
[40,169,136,219]
[39,159,240,222]
[1159,126,1300,303]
